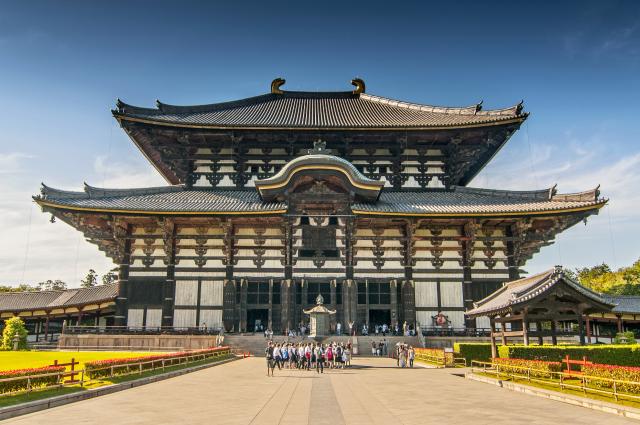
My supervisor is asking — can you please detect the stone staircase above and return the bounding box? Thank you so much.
[356,335,422,356]
[222,334,358,356]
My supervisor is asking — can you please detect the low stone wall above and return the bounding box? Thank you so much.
[58,334,220,350]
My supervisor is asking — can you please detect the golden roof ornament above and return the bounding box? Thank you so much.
[271,78,285,94]
[316,293,324,305]
[351,78,366,94]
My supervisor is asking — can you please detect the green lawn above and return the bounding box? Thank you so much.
[0,354,233,408]
[0,351,164,372]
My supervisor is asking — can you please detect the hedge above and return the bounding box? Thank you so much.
[85,347,230,379]
[0,365,65,394]
[583,364,640,394]
[493,358,562,379]
[497,345,640,366]
[454,343,493,363]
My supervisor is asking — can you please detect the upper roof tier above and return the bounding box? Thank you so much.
[113,78,527,130]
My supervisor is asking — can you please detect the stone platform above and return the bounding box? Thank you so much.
[5,357,634,424]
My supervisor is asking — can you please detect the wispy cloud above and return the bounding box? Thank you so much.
[0,152,33,174]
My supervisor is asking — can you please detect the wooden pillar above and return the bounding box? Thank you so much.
[522,313,529,346]
[44,314,50,342]
[577,313,586,345]
[617,315,624,333]
[390,279,398,329]
[500,318,507,346]
[34,318,40,342]
[586,317,592,344]
[76,308,83,326]
[330,279,337,331]
[268,279,273,330]
[114,224,132,327]
[240,279,248,332]
[550,320,558,345]
[489,317,498,359]
[536,321,543,345]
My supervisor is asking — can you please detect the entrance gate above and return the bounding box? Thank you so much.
[247,309,268,332]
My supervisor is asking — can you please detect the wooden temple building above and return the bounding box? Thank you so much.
[32,78,608,334]
[466,266,616,354]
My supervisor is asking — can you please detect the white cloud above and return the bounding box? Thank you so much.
[93,155,165,188]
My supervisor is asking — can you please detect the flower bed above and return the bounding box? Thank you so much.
[493,358,562,379]
[0,366,65,394]
[84,347,229,379]
[583,363,640,394]
[415,348,454,366]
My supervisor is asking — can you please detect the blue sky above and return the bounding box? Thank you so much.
[1,1,639,286]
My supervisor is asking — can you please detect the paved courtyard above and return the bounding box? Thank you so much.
[3,357,636,424]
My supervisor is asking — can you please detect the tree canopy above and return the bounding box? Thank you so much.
[574,258,640,295]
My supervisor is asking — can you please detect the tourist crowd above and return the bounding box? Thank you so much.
[265,341,352,376]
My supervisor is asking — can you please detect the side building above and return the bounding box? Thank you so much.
[34,78,606,333]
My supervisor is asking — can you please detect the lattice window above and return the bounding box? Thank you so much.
[247,282,269,304]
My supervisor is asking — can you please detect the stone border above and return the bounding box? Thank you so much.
[0,356,239,421]
[466,372,640,421]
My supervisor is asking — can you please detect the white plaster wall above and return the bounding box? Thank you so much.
[127,309,144,327]
[175,281,198,306]
[145,309,162,328]
[200,281,223,306]
[414,281,438,307]
[440,282,464,307]
[199,310,222,328]
[173,309,197,328]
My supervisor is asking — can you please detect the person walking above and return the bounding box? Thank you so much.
[315,344,324,373]
[266,342,275,377]
[408,345,415,368]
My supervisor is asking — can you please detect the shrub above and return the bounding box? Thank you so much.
[497,345,640,366]
[84,347,230,379]
[1,317,28,350]
[614,331,637,345]
[0,366,65,394]
[454,343,493,363]
[583,364,640,394]
[493,358,562,379]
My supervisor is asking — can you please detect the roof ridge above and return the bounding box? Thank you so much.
[454,186,553,200]
[84,183,185,198]
[115,90,525,119]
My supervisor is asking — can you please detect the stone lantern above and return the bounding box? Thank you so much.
[304,294,336,337]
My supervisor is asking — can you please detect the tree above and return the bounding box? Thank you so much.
[0,284,40,293]
[1,317,28,350]
[38,280,67,291]
[101,267,119,285]
[81,269,98,288]
[574,258,640,295]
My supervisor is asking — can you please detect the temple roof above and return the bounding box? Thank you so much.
[602,295,640,315]
[113,87,527,130]
[466,267,614,317]
[35,183,604,217]
[0,283,118,314]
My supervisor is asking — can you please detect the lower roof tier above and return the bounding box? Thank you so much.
[35,184,605,217]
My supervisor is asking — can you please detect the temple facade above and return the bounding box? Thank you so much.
[34,78,606,333]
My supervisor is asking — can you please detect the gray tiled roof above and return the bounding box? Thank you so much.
[36,184,603,216]
[113,91,526,129]
[466,268,614,317]
[37,184,286,213]
[0,284,118,313]
[353,186,603,215]
[603,295,640,315]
